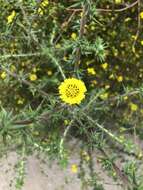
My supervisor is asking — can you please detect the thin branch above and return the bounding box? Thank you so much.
[0,52,42,59]
[132,0,141,53]
[74,3,89,76]
[66,0,138,13]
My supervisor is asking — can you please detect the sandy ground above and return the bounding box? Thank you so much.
[0,149,123,190]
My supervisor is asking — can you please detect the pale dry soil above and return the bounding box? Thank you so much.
[0,141,123,190]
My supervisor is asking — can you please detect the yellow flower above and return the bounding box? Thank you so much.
[101,63,108,70]
[115,0,122,4]
[7,10,16,24]
[109,74,114,79]
[41,0,49,7]
[38,7,44,15]
[80,12,83,17]
[32,68,37,73]
[59,78,87,105]
[140,12,143,19]
[91,80,97,85]
[90,26,95,31]
[141,40,143,46]
[63,56,68,61]
[47,70,52,76]
[100,92,109,100]
[87,68,96,75]
[123,96,128,100]
[64,120,69,125]
[82,151,90,161]
[132,35,137,40]
[137,152,143,159]
[1,72,7,79]
[10,65,16,72]
[124,17,131,22]
[38,0,49,15]
[29,74,37,81]
[130,103,138,111]
[117,76,123,82]
[71,33,77,40]
[71,164,78,173]
[17,99,24,105]
[105,85,110,89]
[55,43,61,49]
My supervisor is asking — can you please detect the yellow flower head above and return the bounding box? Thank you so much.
[87,68,96,75]
[140,12,143,19]
[109,74,114,79]
[115,0,122,4]
[71,164,78,173]
[130,103,138,111]
[59,78,87,105]
[123,96,128,100]
[29,74,37,81]
[117,76,123,82]
[17,99,24,105]
[47,70,52,76]
[141,40,143,46]
[101,63,108,70]
[7,10,16,24]
[1,72,7,79]
[71,33,77,40]
[41,0,49,7]
[38,7,44,15]
[100,92,109,100]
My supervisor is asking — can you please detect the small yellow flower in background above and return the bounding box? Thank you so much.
[131,35,137,40]
[91,80,98,86]
[80,12,83,17]
[117,76,123,82]
[90,25,95,31]
[55,43,61,49]
[124,17,131,22]
[87,68,96,75]
[82,151,90,161]
[101,63,108,70]
[71,164,78,173]
[71,32,77,40]
[59,78,87,105]
[17,99,24,105]
[41,0,49,7]
[100,92,109,100]
[113,49,118,56]
[130,103,138,111]
[141,40,143,46]
[10,65,16,72]
[47,70,52,76]
[63,56,68,61]
[105,85,110,89]
[123,96,128,100]
[141,109,143,115]
[109,74,114,79]
[140,12,143,19]
[1,72,7,79]
[29,74,37,81]
[115,0,122,4]
[38,0,49,15]
[137,152,143,159]
[7,10,16,24]
[32,68,37,73]
[38,7,44,15]
[64,120,69,125]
